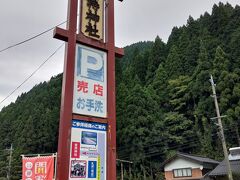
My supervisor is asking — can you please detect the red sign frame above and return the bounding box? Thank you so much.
[53,0,124,179]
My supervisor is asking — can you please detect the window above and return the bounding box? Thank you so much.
[173,168,192,178]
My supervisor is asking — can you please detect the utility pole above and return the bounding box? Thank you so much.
[121,162,123,180]
[210,75,233,180]
[6,144,13,180]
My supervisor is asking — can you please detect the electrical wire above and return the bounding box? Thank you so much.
[117,128,236,157]
[117,121,240,152]
[118,136,224,160]
[0,21,66,54]
[0,16,81,106]
[0,43,64,105]
[117,137,204,160]
[117,124,240,160]
[117,129,212,152]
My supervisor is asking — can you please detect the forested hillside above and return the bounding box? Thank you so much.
[0,2,240,179]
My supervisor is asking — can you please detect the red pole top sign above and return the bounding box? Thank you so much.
[53,0,124,179]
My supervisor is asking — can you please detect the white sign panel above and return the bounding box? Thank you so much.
[69,120,107,180]
[73,44,107,118]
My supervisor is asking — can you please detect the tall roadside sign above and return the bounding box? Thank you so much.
[53,0,124,179]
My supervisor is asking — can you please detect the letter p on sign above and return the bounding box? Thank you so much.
[77,46,104,82]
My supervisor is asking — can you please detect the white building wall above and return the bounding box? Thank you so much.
[164,157,203,171]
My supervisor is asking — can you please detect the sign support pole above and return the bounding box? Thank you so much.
[55,0,77,179]
[106,0,117,179]
[54,0,124,179]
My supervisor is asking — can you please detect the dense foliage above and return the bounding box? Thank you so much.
[0,2,240,179]
[0,75,62,179]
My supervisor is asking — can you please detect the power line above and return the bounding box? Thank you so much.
[118,137,213,160]
[117,129,212,152]
[117,124,239,160]
[0,21,66,54]
[0,43,64,105]
[117,119,240,152]
[118,136,204,160]
[117,126,238,156]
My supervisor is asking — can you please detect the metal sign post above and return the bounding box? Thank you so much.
[53,0,124,179]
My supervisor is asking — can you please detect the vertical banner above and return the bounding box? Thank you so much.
[69,120,107,180]
[22,156,54,180]
[81,0,104,40]
[73,44,107,118]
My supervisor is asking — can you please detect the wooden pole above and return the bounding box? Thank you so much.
[106,0,117,179]
[55,0,78,179]
[6,144,13,180]
[129,163,132,179]
[121,162,124,180]
[210,75,233,180]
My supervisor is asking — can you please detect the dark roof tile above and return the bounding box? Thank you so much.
[161,152,219,169]
[177,152,219,164]
[209,160,240,176]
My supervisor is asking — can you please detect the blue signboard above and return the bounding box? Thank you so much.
[73,44,107,118]
[72,120,107,131]
[70,119,107,180]
[88,161,97,178]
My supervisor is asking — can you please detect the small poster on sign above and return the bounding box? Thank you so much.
[70,160,87,178]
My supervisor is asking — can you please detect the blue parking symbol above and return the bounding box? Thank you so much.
[77,46,104,82]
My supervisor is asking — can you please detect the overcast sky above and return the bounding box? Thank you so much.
[0,0,239,110]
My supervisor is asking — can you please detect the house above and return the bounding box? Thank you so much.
[209,147,240,180]
[162,152,219,180]
[208,160,240,180]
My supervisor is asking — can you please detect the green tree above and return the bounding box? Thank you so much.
[146,36,166,83]
[165,45,182,79]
